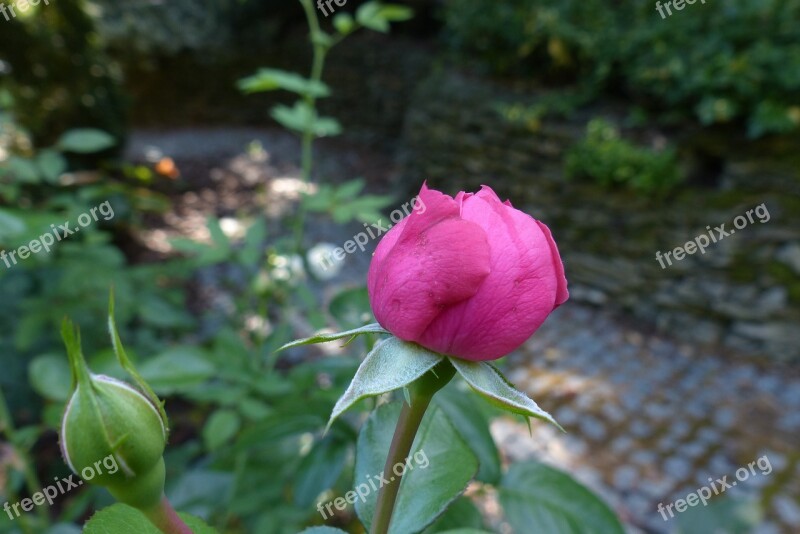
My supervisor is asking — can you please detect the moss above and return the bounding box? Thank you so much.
[765,261,800,305]
[767,261,797,284]
[729,261,760,283]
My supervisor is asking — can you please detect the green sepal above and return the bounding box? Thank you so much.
[276,322,390,352]
[448,358,563,432]
[62,318,91,391]
[108,290,169,435]
[326,336,444,431]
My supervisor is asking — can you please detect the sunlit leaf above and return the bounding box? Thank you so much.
[57,129,116,153]
[238,68,330,97]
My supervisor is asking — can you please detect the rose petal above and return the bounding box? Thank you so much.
[418,186,559,360]
[536,220,569,307]
[368,186,491,341]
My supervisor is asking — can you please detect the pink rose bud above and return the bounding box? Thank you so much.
[368,183,568,361]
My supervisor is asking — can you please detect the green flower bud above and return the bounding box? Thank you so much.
[61,374,167,509]
[59,316,169,511]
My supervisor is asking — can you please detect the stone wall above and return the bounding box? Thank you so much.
[400,70,800,361]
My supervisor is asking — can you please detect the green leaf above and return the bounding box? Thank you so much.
[45,524,83,534]
[356,2,390,32]
[0,209,27,240]
[434,384,502,484]
[207,216,231,251]
[422,496,486,533]
[327,337,444,430]
[355,402,478,533]
[139,346,215,394]
[180,514,219,534]
[239,218,267,267]
[169,236,229,264]
[168,470,234,517]
[84,504,161,534]
[235,413,324,453]
[356,2,413,33]
[29,354,72,402]
[137,296,194,329]
[293,436,350,507]
[203,409,242,450]
[310,116,343,138]
[36,149,67,184]
[449,358,562,430]
[57,128,116,153]
[83,503,219,533]
[437,530,494,534]
[334,194,394,224]
[333,178,367,200]
[238,68,330,98]
[377,4,414,21]
[7,156,41,183]
[270,101,341,137]
[299,528,349,534]
[271,102,311,133]
[499,462,624,534]
[277,323,390,352]
[675,495,761,533]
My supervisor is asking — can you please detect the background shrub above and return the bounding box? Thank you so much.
[442,0,800,137]
[565,119,682,193]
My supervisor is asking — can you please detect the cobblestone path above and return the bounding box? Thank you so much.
[499,304,800,533]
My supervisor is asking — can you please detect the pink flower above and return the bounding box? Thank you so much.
[368,183,568,361]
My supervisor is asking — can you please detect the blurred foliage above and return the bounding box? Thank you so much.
[90,0,237,56]
[0,0,128,145]
[0,99,185,365]
[565,118,682,194]
[443,0,800,137]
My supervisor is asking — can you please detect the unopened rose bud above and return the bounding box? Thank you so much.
[59,320,168,510]
[367,183,568,361]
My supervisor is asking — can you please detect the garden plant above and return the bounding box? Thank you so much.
[2,1,798,533]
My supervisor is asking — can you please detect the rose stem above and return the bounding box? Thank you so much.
[143,496,194,534]
[370,360,456,534]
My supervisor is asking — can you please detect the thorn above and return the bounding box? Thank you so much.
[403,387,412,407]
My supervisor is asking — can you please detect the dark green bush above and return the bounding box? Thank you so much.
[0,0,128,145]
[565,119,682,193]
[443,0,800,137]
[92,0,239,56]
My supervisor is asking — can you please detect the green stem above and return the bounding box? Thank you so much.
[0,385,48,528]
[142,496,193,534]
[294,0,330,252]
[370,361,456,534]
